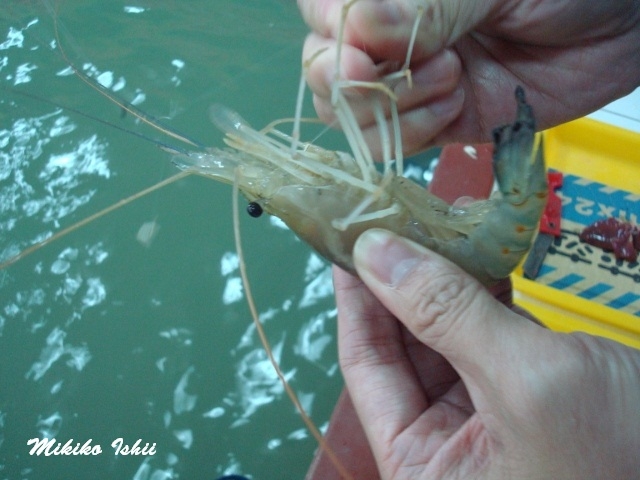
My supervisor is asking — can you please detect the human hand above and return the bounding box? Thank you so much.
[299,0,640,155]
[334,228,640,479]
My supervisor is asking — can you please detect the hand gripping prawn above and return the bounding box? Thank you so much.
[172,85,547,287]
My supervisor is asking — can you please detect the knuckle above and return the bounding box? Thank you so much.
[402,265,482,340]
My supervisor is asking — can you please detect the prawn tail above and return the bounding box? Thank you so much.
[468,87,548,284]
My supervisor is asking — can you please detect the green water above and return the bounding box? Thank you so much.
[0,2,348,478]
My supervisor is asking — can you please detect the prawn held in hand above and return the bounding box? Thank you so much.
[173,86,547,287]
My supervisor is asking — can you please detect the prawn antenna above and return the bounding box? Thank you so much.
[5,87,193,157]
[232,171,353,480]
[51,2,205,150]
[0,171,192,269]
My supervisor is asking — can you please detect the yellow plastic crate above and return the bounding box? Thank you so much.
[513,118,640,349]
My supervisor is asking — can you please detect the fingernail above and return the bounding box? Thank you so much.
[429,86,465,118]
[411,49,459,86]
[401,87,464,128]
[354,229,423,286]
[377,3,403,25]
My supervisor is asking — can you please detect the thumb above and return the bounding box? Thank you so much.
[352,228,535,389]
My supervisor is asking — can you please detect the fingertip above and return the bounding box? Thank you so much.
[353,229,420,287]
[303,35,379,99]
[409,48,461,94]
[297,0,343,38]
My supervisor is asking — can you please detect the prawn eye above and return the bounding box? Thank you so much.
[246,202,263,218]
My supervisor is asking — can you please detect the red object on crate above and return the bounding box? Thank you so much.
[580,217,639,262]
[540,171,563,236]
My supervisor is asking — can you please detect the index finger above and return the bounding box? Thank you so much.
[333,266,431,448]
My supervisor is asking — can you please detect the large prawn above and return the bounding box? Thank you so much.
[174,83,546,287]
